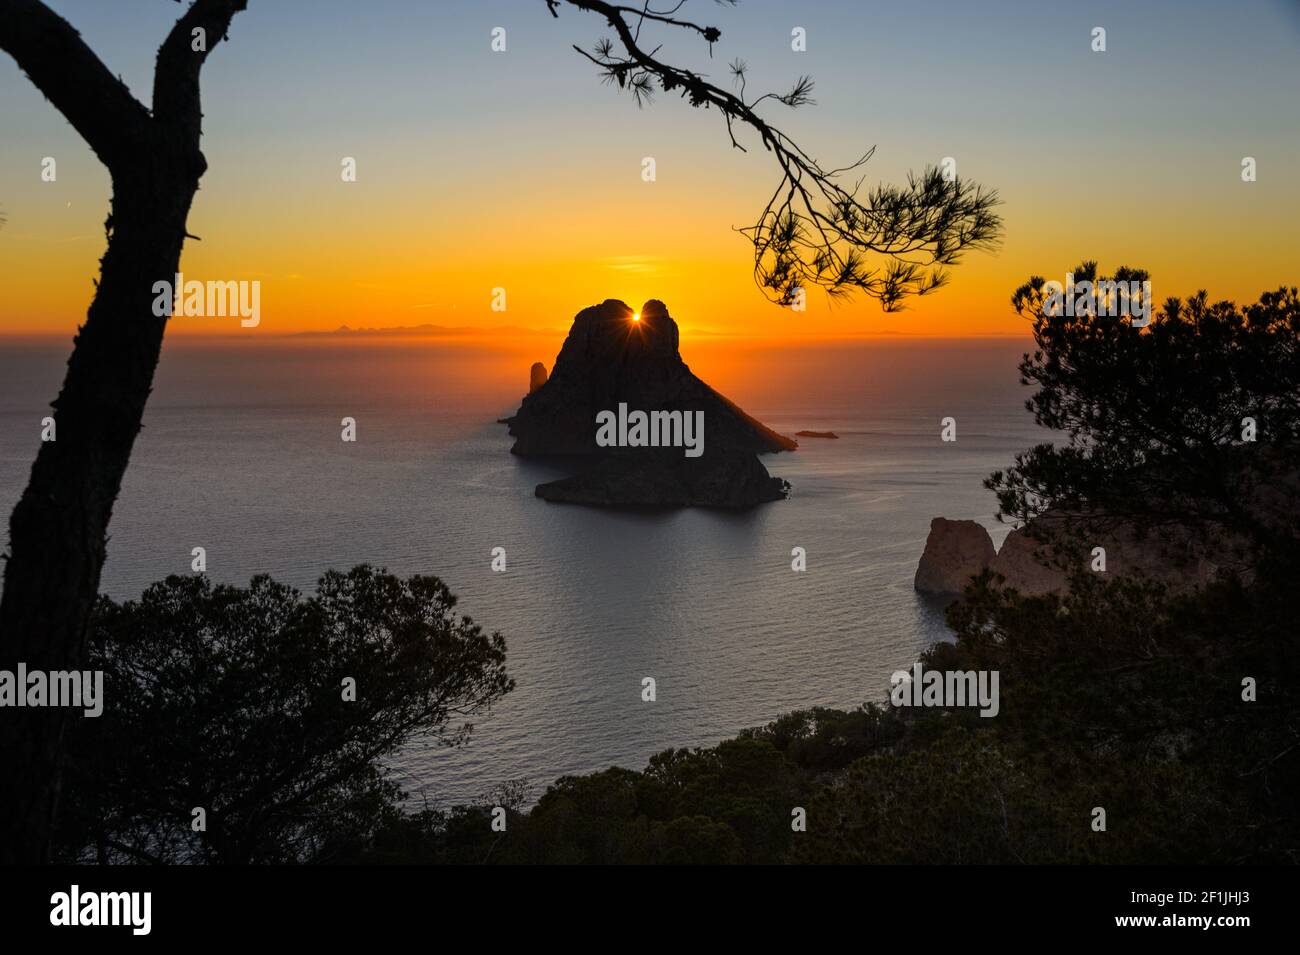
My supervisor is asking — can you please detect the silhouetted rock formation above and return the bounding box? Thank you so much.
[915,512,1242,597]
[506,299,795,508]
[796,430,839,439]
[529,362,548,394]
[914,518,997,594]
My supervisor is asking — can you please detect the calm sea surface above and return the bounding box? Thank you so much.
[0,335,1038,805]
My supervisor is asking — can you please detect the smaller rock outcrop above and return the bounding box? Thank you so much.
[796,430,839,439]
[529,362,548,394]
[915,511,1245,598]
[914,518,997,594]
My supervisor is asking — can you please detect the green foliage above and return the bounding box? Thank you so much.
[52,561,1296,865]
[55,566,513,864]
[390,567,1292,865]
[991,269,1300,577]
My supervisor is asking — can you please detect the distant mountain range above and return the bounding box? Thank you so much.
[291,323,554,338]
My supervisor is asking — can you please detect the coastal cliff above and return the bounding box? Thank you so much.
[914,512,1239,596]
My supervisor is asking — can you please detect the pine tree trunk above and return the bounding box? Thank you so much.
[0,0,247,865]
[0,162,200,863]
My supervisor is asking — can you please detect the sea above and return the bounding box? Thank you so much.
[0,334,1040,806]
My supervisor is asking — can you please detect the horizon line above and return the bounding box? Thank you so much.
[0,328,1034,345]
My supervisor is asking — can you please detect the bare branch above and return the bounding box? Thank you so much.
[553,0,1002,310]
[0,0,153,170]
[153,0,250,142]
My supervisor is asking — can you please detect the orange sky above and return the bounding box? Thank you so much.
[3,140,1294,344]
[2,0,1297,343]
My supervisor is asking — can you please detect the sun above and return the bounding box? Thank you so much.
[632,312,641,322]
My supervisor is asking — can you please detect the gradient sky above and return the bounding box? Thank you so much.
[1,0,1298,339]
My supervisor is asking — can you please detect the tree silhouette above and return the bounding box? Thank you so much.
[57,567,512,864]
[552,0,1001,308]
[0,0,250,864]
[0,0,1000,863]
[989,264,1300,581]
